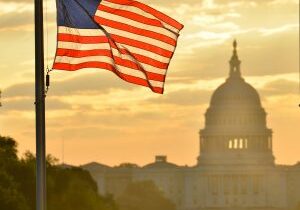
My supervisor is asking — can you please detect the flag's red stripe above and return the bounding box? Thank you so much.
[97,5,164,29]
[53,62,164,94]
[56,48,112,58]
[56,48,169,69]
[105,0,183,30]
[53,62,109,71]
[58,33,172,58]
[54,54,166,81]
[94,16,177,46]
[58,34,109,44]
[110,34,173,57]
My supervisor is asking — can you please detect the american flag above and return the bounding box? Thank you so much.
[53,0,183,94]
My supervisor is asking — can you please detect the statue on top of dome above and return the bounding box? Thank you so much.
[229,39,242,78]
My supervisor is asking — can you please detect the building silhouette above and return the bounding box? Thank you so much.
[83,41,300,210]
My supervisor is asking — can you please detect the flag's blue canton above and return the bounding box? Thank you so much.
[57,0,101,29]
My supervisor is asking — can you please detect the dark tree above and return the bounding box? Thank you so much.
[0,136,30,210]
[0,135,117,210]
[47,166,117,210]
[0,170,30,210]
[0,135,18,162]
[116,181,176,210]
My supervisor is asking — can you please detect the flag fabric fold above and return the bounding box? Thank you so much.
[53,0,183,94]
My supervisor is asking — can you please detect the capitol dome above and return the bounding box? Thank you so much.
[210,40,261,108]
[210,77,261,107]
[198,40,274,166]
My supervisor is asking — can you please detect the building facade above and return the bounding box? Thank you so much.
[82,41,300,210]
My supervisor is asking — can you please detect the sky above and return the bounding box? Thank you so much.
[0,0,299,167]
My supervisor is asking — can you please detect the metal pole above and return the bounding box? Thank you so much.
[34,0,46,209]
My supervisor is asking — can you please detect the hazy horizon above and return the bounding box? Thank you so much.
[0,0,299,167]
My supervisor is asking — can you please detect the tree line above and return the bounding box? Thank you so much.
[0,135,176,210]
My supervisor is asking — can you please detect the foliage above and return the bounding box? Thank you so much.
[116,181,176,210]
[0,136,18,161]
[0,135,117,210]
[47,166,117,210]
[0,136,30,210]
[0,169,30,210]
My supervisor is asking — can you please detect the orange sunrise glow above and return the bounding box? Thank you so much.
[0,0,299,167]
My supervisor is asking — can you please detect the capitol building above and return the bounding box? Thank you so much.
[83,41,300,210]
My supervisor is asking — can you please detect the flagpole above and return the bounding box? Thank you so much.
[34,0,46,209]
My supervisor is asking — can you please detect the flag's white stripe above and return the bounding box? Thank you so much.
[100,0,154,19]
[57,42,110,50]
[101,25,175,52]
[100,0,179,33]
[58,26,107,36]
[55,56,164,88]
[55,49,167,75]
[57,41,171,64]
[95,10,178,40]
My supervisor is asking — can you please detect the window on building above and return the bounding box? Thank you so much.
[268,137,272,149]
[223,176,229,194]
[241,176,247,194]
[233,176,238,194]
[234,139,238,149]
[253,176,259,194]
[229,140,233,149]
[212,176,218,195]
[239,139,243,149]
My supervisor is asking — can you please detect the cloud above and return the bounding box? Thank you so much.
[0,2,32,13]
[1,98,72,112]
[260,79,299,96]
[259,24,299,36]
[147,89,212,106]
[269,0,299,5]
[0,11,33,30]
[3,82,33,98]
[0,0,32,2]
[213,0,298,5]
[171,26,299,81]
[0,1,56,31]
[3,72,136,99]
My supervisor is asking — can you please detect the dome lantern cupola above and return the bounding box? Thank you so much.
[229,39,241,78]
